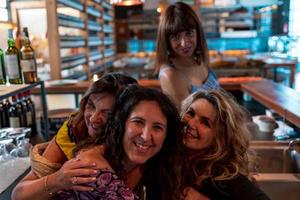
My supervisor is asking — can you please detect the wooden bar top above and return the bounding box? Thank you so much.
[31,77,264,94]
[31,79,161,94]
[242,80,300,128]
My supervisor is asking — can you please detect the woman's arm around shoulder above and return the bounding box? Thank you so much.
[11,138,99,200]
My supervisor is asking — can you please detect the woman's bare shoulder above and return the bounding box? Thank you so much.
[160,65,185,82]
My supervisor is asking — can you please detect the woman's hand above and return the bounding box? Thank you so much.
[183,187,210,200]
[50,158,99,192]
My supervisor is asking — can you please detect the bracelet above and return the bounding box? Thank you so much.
[44,176,54,196]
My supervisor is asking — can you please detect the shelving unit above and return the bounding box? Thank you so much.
[0,81,49,139]
[199,6,258,38]
[46,0,116,80]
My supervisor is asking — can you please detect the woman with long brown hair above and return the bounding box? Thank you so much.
[155,2,219,109]
[12,73,138,200]
[50,85,185,200]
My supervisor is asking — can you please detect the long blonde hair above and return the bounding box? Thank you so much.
[181,89,254,183]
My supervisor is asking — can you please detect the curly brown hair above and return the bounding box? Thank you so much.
[181,89,253,184]
[68,73,137,142]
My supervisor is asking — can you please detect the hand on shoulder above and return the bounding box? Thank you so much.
[76,145,112,170]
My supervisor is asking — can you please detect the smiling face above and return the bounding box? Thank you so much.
[169,29,197,58]
[182,98,216,150]
[122,100,167,166]
[84,93,115,138]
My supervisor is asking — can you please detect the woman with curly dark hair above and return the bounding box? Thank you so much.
[181,89,270,200]
[51,85,185,200]
[12,73,138,200]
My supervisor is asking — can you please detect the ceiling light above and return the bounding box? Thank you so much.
[110,0,144,6]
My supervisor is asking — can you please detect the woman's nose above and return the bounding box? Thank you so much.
[140,126,151,142]
[180,37,186,46]
[187,118,197,129]
[90,110,104,124]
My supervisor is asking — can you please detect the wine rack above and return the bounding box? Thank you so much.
[0,81,49,139]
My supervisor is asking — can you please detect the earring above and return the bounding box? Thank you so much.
[195,49,201,55]
[167,50,170,56]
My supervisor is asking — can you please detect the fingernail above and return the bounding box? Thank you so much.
[75,157,80,161]
[90,188,94,191]
[92,163,96,166]
[93,170,98,174]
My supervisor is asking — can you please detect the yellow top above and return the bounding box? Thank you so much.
[55,120,76,160]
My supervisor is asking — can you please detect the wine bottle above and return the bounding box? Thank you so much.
[0,101,6,127]
[23,27,29,38]
[3,98,11,127]
[20,36,38,83]
[0,48,6,84]
[17,93,27,127]
[25,90,36,135]
[5,38,23,84]
[8,96,21,128]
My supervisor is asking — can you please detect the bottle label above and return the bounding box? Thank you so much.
[9,117,20,128]
[21,59,36,72]
[26,111,32,125]
[6,55,20,79]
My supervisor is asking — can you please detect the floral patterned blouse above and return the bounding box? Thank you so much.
[51,169,137,200]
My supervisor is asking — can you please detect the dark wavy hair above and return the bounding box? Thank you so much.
[155,1,209,73]
[69,73,137,142]
[98,85,185,200]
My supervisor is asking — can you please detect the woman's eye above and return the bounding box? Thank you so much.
[86,101,95,109]
[153,125,164,132]
[170,34,180,41]
[186,29,195,36]
[132,119,144,125]
[201,119,211,128]
[186,110,195,117]
[102,110,112,117]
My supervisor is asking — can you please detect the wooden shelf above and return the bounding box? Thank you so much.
[61,54,86,70]
[87,20,102,31]
[103,25,113,33]
[87,6,101,18]
[46,0,115,80]
[58,13,85,29]
[104,37,114,46]
[103,13,113,22]
[88,36,102,46]
[60,36,85,48]
[89,51,103,62]
[63,71,87,80]
[57,0,84,11]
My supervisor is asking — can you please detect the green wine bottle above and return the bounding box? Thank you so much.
[0,48,6,84]
[5,38,23,84]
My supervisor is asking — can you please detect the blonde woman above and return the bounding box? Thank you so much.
[181,89,270,200]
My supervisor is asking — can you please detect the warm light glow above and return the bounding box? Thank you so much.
[0,21,16,29]
[110,0,144,6]
[157,7,162,13]
[92,74,99,82]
